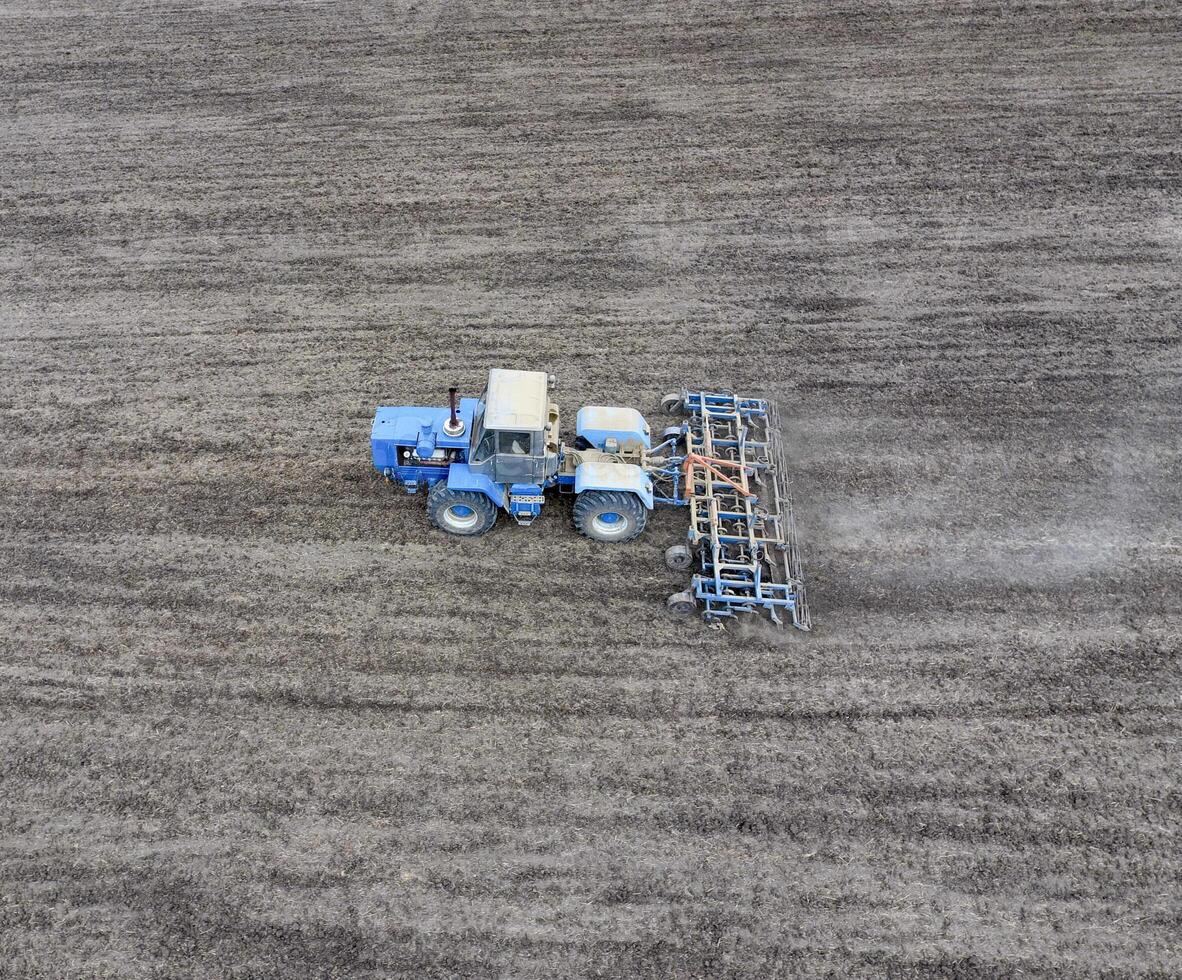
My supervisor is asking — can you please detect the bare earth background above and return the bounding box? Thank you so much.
[2,0,1180,977]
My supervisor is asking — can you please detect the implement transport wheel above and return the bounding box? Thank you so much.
[573,490,646,543]
[667,591,696,615]
[427,483,498,536]
[660,393,684,416]
[662,425,687,451]
[665,543,693,571]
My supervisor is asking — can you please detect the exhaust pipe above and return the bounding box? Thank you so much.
[443,385,465,436]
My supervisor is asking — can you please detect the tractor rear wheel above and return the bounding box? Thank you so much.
[573,490,646,543]
[427,483,498,536]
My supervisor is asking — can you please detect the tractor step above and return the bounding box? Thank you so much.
[679,391,810,630]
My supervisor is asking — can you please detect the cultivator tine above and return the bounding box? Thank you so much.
[679,390,810,630]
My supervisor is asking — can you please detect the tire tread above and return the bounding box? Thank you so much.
[573,490,646,543]
[427,481,498,536]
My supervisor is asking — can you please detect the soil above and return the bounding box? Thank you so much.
[2,0,1180,976]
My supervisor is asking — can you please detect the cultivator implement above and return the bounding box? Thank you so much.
[661,391,811,630]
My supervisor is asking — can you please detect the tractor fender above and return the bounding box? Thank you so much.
[574,460,654,509]
[446,463,506,508]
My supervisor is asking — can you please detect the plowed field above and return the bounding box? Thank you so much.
[2,1,1180,976]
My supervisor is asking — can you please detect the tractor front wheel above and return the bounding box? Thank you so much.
[427,483,498,536]
[573,490,646,543]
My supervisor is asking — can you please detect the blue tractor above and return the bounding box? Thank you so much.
[372,369,812,629]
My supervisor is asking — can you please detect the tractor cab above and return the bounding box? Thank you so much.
[466,368,559,485]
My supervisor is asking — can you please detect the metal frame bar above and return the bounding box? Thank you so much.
[678,390,810,631]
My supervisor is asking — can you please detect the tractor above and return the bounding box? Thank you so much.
[371,369,810,629]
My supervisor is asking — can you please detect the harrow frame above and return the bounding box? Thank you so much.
[652,391,810,630]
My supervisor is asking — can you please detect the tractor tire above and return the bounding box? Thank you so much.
[660,393,684,416]
[573,490,646,543]
[665,543,693,571]
[667,591,696,615]
[427,482,498,537]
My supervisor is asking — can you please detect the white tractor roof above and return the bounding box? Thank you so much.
[483,369,549,432]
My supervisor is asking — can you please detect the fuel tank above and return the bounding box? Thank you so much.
[575,406,651,453]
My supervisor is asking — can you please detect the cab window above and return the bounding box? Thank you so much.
[498,431,532,455]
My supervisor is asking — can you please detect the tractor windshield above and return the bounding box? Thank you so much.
[469,391,487,457]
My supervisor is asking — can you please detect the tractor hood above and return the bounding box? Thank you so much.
[371,397,478,469]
